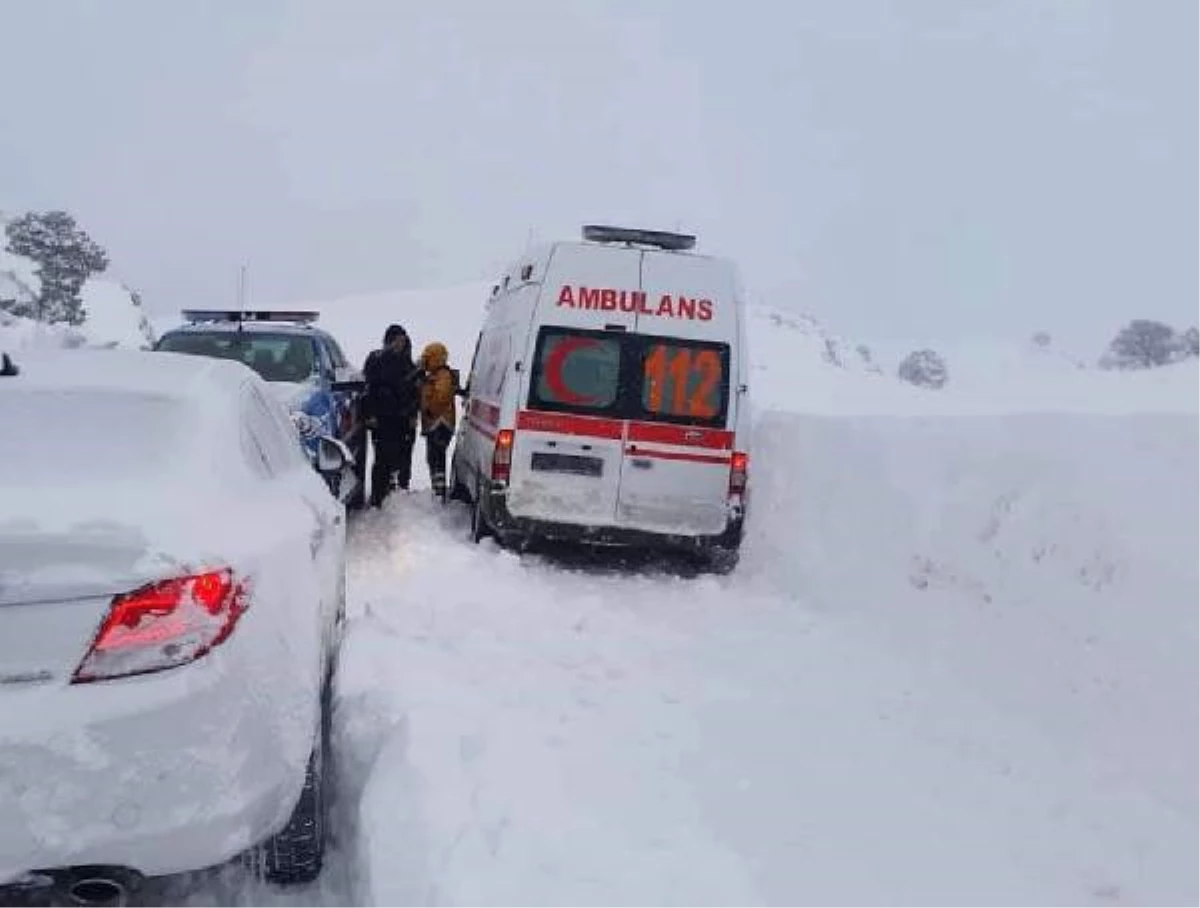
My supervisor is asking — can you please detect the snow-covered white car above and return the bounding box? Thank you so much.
[0,348,348,900]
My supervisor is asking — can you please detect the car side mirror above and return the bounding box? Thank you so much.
[331,365,365,393]
[316,436,351,474]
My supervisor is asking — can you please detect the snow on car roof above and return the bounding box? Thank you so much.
[1,346,251,399]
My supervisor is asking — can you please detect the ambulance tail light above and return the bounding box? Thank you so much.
[729,451,749,497]
[492,430,515,483]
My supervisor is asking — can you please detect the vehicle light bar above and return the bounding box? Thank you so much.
[181,309,320,325]
[582,224,696,252]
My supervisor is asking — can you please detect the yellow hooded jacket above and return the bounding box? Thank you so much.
[418,341,458,435]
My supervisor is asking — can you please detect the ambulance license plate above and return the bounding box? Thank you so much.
[531,452,604,478]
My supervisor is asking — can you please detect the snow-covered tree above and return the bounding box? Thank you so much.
[898,349,949,389]
[4,210,109,326]
[1180,326,1199,358]
[1100,319,1181,370]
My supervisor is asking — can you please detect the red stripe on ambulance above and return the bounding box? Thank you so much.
[624,446,732,465]
[516,410,624,440]
[626,422,734,451]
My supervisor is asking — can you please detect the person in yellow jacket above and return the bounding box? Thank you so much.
[417,341,463,500]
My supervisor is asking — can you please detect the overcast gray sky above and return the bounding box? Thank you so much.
[1,0,1194,341]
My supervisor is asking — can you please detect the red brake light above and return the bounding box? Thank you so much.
[491,429,515,482]
[729,451,749,496]
[72,569,248,684]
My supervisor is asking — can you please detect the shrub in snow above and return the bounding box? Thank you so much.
[822,338,843,367]
[4,210,109,326]
[1100,319,1191,370]
[1181,326,1199,358]
[1031,331,1052,349]
[897,349,949,390]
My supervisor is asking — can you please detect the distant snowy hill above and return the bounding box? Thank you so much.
[0,224,155,353]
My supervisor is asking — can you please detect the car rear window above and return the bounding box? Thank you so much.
[157,331,316,383]
[0,389,184,480]
[528,328,730,427]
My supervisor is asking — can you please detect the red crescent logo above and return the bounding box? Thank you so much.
[544,336,600,405]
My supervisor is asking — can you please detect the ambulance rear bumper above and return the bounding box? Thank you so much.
[481,484,744,552]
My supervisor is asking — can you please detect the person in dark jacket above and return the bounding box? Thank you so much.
[361,324,421,507]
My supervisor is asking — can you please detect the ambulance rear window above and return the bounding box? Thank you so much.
[528,327,730,427]
[640,340,727,423]
[530,329,622,412]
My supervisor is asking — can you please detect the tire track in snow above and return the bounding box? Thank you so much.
[340,493,769,905]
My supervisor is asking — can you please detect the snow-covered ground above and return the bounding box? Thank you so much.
[25,281,1200,905]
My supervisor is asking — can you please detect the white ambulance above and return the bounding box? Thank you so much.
[450,225,750,571]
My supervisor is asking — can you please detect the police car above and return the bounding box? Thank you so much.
[451,225,751,572]
[154,310,367,507]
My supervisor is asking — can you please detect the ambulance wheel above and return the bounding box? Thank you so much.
[449,466,471,503]
[704,547,740,575]
[469,486,491,544]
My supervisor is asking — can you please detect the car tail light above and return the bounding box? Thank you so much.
[491,429,515,483]
[729,451,749,497]
[72,569,248,684]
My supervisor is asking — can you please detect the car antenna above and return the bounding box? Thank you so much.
[236,263,248,333]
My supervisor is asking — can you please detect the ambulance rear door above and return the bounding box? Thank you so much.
[616,252,740,536]
[505,243,641,526]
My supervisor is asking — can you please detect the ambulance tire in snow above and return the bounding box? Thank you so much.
[448,463,471,504]
[245,679,330,885]
[469,481,491,544]
[704,546,740,575]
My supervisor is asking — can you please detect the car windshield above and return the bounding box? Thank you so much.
[158,330,317,383]
[0,389,184,481]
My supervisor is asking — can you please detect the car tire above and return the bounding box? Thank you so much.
[247,685,330,886]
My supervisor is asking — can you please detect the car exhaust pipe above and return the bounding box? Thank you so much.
[59,866,140,907]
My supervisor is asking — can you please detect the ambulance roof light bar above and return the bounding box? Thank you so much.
[582,224,696,252]
[181,309,321,326]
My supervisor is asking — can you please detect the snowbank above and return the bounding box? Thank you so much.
[745,410,1198,814]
